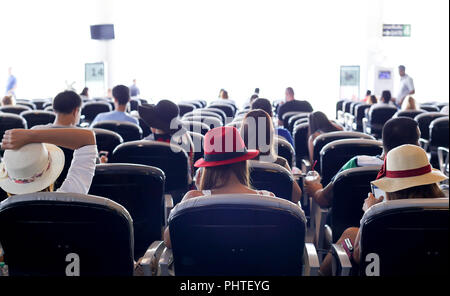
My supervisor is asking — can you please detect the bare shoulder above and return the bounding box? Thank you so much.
[182,190,204,202]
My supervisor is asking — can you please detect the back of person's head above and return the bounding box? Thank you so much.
[285,87,295,99]
[200,161,249,190]
[366,90,371,96]
[53,91,82,114]
[369,95,377,105]
[402,96,417,110]
[382,117,420,153]
[221,90,229,99]
[80,87,89,97]
[372,144,447,200]
[254,88,260,94]
[381,90,391,103]
[2,95,14,106]
[112,85,131,105]
[250,94,259,103]
[241,109,275,160]
[251,98,273,117]
[309,111,336,134]
[399,65,406,72]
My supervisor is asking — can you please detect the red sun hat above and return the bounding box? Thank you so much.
[194,126,259,167]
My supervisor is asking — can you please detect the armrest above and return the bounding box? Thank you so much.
[438,147,449,174]
[136,241,166,276]
[303,243,320,276]
[419,138,429,151]
[362,117,369,135]
[311,198,330,255]
[158,247,174,276]
[301,159,311,172]
[164,194,174,226]
[331,243,353,276]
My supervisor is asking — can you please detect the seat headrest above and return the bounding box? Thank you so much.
[321,139,382,154]
[169,194,306,223]
[0,192,133,224]
[248,160,293,176]
[360,198,449,228]
[334,165,382,181]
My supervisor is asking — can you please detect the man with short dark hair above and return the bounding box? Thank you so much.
[33,91,82,128]
[90,85,138,126]
[276,87,313,126]
[304,117,421,207]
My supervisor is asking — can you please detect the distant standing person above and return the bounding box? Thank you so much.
[393,65,415,108]
[5,67,17,97]
[129,79,140,97]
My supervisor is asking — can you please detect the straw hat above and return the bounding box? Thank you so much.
[0,143,65,195]
[371,144,447,193]
[194,126,259,167]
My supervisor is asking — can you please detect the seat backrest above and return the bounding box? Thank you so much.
[320,138,383,186]
[248,161,294,201]
[129,99,140,112]
[282,111,304,129]
[354,104,371,131]
[293,123,309,161]
[135,116,152,138]
[415,112,446,140]
[275,137,296,168]
[429,116,449,148]
[169,194,306,275]
[343,101,353,113]
[20,110,56,128]
[204,107,227,124]
[0,105,31,115]
[336,100,346,119]
[182,120,210,136]
[368,105,398,130]
[92,128,124,156]
[183,110,222,121]
[32,98,51,110]
[350,102,362,115]
[209,103,235,119]
[0,192,134,275]
[226,121,242,130]
[178,103,195,117]
[331,166,381,242]
[187,131,204,163]
[16,101,36,110]
[394,109,425,119]
[111,140,189,197]
[288,113,309,133]
[81,101,112,123]
[419,104,440,112]
[359,198,449,276]
[181,100,202,109]
[182,116,222,130]
[0,113,27,143]
[92,120,143,142]
[313,131,375,174]
[88,163,164,260]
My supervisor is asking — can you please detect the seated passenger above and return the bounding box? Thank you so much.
[240,109,302,203]
[34,91,82,128]
[90,85,139,126]
[0,128,97,196]
[401,96,418,111]
[251,98,294,147]
[276,87,313,126]
[319,144,447,275]
[138,100,194,179]
[163,126,275,248]
[365,90,394,119]
[308,111,343,162]
[1,95,15,107]
[305,117,420,207]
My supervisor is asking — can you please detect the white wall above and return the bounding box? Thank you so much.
[0,0,448,117]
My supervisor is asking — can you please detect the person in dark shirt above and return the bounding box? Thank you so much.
[277,87,313,126]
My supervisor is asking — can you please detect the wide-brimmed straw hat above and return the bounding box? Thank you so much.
[0,143,65,195]
[138,100,183,134]
[371,144,447,193]
[194,126,259,167]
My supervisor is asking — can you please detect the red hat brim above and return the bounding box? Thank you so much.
[194,150,259,168]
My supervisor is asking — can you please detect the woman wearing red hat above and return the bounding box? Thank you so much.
[163,126,275,248]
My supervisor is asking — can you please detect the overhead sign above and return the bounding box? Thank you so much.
[383,24,411,37]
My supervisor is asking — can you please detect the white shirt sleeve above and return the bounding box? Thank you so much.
[57,145,97,195]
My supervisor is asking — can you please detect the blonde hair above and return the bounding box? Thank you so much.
[2,96,14,106]
[6,183,55,197]
[199,161,250,190]
[402,96,417,110]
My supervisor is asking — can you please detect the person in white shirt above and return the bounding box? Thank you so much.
[393,65,415,108]
[0,128,97,196]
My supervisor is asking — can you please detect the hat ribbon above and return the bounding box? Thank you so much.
[385,164,431,178]
[204,150,248,162]
[3,151,52,184]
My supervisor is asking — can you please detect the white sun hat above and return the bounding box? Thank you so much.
[371,144,448,193]
[0,143,65,195]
